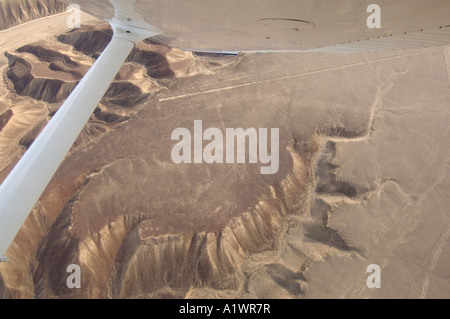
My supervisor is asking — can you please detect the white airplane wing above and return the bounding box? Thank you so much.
[60,0,450,52]
[0,0,449,256]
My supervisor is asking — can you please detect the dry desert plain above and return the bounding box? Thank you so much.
[0,4,449,299]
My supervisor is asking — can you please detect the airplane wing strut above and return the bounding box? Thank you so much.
[0,17,158,256]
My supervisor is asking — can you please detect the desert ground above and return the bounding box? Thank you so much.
[0,2,449,298]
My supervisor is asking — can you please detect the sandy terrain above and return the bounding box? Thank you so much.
[0,5,449,299]
[0,0,65,30]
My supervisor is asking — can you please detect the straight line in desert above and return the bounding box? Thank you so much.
[158,51,422,103]
[420,225,450,298]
